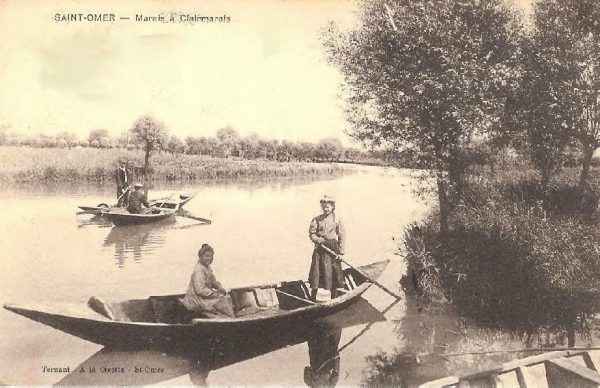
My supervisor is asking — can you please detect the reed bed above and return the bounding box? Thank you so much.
[0,146,347,183]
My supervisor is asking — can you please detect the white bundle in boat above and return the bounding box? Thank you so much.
[254,287,279,308]
[315,288,332,302]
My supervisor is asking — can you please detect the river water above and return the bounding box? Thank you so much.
[0,166,425,385]
[0,166,597,386]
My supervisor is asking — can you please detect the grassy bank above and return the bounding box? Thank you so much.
[402,166,600,327]
[364,166,600,385]
[0,146,348,183]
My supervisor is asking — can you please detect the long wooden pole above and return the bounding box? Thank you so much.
[338,298,401,353]
[318,244,402,300]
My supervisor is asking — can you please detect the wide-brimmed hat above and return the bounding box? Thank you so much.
[320,195,335,204]
[133,182,143,188]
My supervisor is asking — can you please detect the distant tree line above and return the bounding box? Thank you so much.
[0,123,379,164]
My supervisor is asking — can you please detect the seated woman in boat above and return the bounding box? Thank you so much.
[181,244,235,318]
[308,195,346,301]
[126,183,150,214]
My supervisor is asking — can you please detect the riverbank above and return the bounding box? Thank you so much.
[402,165,600,326]
[0,146,350,183]
[364,164,600,385]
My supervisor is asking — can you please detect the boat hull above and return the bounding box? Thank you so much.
[104,211,175,226]
[4,260,391,350]
[78,193,194,216]
[5,297,358,350]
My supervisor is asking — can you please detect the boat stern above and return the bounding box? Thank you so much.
[356,259,390,281]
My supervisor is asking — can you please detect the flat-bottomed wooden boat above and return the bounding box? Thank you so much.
[421,349,600,388]
[4,260,389,350]
[77,193,195,216]
[102,207,178,226]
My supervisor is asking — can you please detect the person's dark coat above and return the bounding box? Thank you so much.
[127,190,149,214]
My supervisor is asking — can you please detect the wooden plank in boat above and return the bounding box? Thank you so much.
[546,357,600,387]
[500,351,569,372]
[517,364,549,388]
[467,375,495,387]
[588,351,600,371]
[567,354,590,368]
[418,376,459,387]
[495,370,520,387]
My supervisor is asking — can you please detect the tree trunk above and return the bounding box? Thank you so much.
[540,167,551,193]
[437,172,449,236]
[579,143,594,190]
[144,143,151,179]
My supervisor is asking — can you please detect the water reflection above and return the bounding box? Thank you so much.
[363,293,600,386]
[76,215,112,229]
[55,298,386,386]
[102,220,177,266]
[305,320,342,386]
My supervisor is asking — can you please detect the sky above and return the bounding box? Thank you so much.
[0,0,532,144]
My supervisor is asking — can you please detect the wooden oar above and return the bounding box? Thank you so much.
[176,210,212,224]
[319,244,402,300]
[116,186,130,204]
[275,289,317,305]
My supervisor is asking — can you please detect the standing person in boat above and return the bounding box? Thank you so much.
[308,195,346,301]
[181,244,234,318]
[126,183,150,214]
[115,160,131,207]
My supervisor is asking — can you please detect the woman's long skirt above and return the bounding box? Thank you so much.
[308,239,344,290]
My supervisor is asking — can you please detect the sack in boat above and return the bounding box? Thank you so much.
[231,290,258,310]
[213,295,235,317]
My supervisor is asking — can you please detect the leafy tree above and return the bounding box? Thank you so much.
[506,0,598,190]
[298,142,316,162]
[88,129,110,147]
[56,131,78,148]
[324,0,521,233]
[215,126,240,158]
[166,135,185,154]
[130,115,168,177]
[561,0,600,189]
[316,137,343,161]
[239,134,261,159]
[0,124,8,145]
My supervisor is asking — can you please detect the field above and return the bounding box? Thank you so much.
[0,146,348,183]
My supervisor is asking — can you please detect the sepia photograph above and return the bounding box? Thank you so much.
[1,0,600,386]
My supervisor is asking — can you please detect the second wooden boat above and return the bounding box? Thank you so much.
[77,193,195,216]
[102,207,178,226]
[420,349,600,388]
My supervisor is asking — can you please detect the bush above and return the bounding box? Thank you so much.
[403,169,600,334]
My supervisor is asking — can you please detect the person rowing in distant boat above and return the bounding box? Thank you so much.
[126,183,150,214]
[180,244,234,319]
[115,159,132,207]
[308,195,346,302]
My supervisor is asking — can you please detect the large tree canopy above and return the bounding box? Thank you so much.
[506,0,600,190]
[130,115,168,177]
[324,0,522,232]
